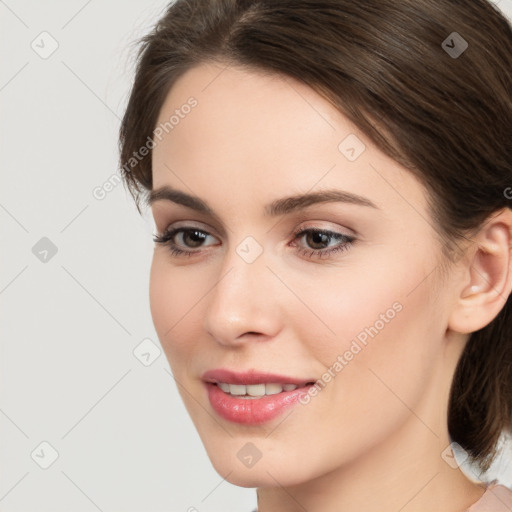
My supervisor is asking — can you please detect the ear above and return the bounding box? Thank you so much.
[448,208,512,334]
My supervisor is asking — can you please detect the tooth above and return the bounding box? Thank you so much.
[229,384,246,395]
[217,382,300,396]
[218,382,230,393]
[265,383,283,395]
[246,384,266,397]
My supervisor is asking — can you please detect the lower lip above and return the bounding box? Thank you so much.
[205,383,312,425]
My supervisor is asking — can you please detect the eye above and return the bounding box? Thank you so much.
[153,225,356,260]
[289,227,356,259]
[152,227,218,257]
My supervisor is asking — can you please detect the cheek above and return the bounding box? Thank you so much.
[149,254,204,368]
[298,249,442,413]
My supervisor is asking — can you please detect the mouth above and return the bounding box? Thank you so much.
[202,369,318,424]
[204,380,316,424]
[209,381,316,399]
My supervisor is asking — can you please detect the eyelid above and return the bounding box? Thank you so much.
[154,203,361,236]
[291,220,355,238]
[153,210,228,239]
[157,220,220,237]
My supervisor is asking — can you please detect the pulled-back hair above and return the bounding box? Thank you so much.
[118,0,512,472]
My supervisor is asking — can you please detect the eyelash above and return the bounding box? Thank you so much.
[152,225,356,260]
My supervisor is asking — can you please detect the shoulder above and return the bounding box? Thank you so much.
[466,482,512,512]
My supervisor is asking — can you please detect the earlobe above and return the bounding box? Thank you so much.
[448,209,512,335]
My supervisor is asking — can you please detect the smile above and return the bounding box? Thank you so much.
[216,382,308,398]
[204,381,315,424]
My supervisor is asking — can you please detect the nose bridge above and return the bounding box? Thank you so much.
[203,235,280,343]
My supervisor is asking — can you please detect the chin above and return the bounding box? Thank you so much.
[205,446,314,489]
[222,471,268,488]
[213,464,291,488]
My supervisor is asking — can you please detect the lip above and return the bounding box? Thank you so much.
[201,368,315,386]
[202,368,316,425]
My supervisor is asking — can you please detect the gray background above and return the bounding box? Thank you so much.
[1,1,511,511]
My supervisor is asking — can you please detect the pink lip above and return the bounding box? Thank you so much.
[202,368,316,425]
[201,368,314,386]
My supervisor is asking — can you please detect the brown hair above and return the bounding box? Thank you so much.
[119,0,512,472]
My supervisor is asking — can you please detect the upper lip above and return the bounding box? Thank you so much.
[202,368,316,386]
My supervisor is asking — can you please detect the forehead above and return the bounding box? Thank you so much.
[151,62,429,222]
[154,61,342,152]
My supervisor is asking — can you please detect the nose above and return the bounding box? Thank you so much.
[203,241,282,346]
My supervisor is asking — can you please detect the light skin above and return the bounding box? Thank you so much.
[148,61,512,512]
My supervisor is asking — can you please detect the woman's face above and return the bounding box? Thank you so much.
[149,62,461,487]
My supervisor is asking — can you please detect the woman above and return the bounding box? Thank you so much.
[118,0,512,510]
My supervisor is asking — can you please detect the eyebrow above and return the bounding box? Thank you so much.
[147,185,380,217]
